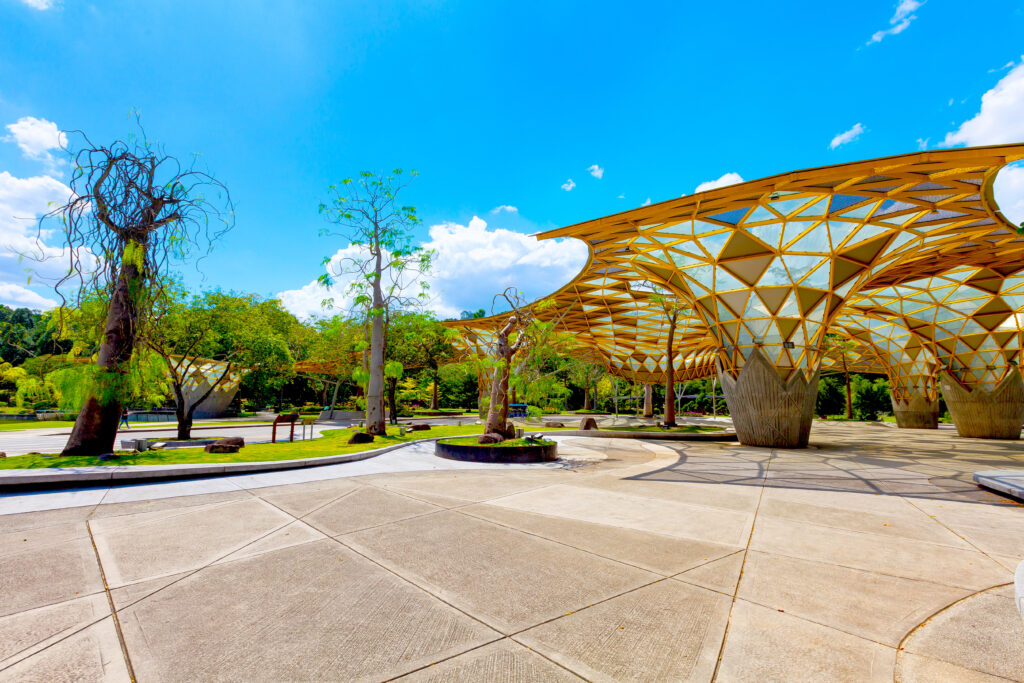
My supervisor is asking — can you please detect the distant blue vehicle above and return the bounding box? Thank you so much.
[508,403,528,418]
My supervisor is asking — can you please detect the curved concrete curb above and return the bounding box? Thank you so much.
[0,429,736,490]
[0,435,457,490]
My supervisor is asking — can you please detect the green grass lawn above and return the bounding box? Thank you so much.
[0,420,77,432]
[0,424,490,469]
[0,419,276,433]
[439,436,556,448]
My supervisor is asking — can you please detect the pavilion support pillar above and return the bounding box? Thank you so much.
[891,394,939,430]
[939,371,1024,440]
[642,383,653,418]
[718,347,820,448]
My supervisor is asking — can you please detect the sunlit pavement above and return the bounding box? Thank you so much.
[1,422,1022,681]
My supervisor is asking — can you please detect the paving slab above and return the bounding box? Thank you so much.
[0,593,110,668]
[0,616,129,683]
[901,584,1024,681]
[462,503,740,576]
[736,550,969,645]
[117,540,499,682]
[517,579,730,682]
[716,600,896,683]
[397,639,583,682]
[342,509,658,634]
[90,497,293,586]
[305,485,443,535]
[675,551,746,594]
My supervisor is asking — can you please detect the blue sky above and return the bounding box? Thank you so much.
[1,0,1023,317]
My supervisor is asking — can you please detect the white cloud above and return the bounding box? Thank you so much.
[587,164,604,179]
[561,178,575,192]
[616,194,625,199]
[916,137,929,150]
[989,60,1016,73]
[994,163,1024,229]
[942,62,1024,147]
[19,0,56,8]
[694,172,744,194]
[867,0,923,45]
[642,198,651,206]
[490,205,518,214]
[276,216,587,320]
[3,117,66,175]
[829,122,865,149]
[0,171,79,310]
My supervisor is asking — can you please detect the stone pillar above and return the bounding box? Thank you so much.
[891,395,939,429]
[718,347,820,448]
[940,371,1024,440]
[642,383,653,418]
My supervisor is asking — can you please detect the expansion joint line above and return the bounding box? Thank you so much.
[86,521,138,683]
[710,446,774,682]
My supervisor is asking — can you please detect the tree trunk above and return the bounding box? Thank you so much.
[843,356,853,419]
[663,319,677,426]
[477,367,487,419]
[484,357,512,435]
[643,383,653,418]
[61,253,144,456]
[583,385,590,411]
[328,378,341,419]
[365,255,387,435]
[430,369,439,410]
[386,377,398,425]
[173,383,193,440]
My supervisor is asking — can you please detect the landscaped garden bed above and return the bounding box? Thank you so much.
[434,436,558,463]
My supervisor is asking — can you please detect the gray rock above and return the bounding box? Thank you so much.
[478,432,504,444]
[543,421,565,428]
[213,436,245,448]
[408,423,431,431]
[347,432,374,445]
[580,417,599,430]
[204,443,240,454]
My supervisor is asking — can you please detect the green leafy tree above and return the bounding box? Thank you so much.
[318,170,431,435]
[815,376,846,418]
[643,284,688,426]
[144,287,297,439]
[853,376,891,421]
[568,362,607,411]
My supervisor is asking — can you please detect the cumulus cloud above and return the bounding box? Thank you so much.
[642,198,651,206]
[4,117,66,176]
[19,0,56,8]
[561,178,576,192]
[829,122,865,149]
[490,205,518,214]
[276,216,587,320]
[916,137,929,150]
[694,172,744,194]
[867,0,923,45]
[0,171,78,310]
[587,164,604,179]
[942,62,1024,147]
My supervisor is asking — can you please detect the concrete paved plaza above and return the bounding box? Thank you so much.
[1,422,1022,681]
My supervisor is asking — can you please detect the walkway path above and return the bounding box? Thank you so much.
[1,423,1022,681]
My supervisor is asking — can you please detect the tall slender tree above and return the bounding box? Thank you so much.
[41,123,232,455]
[318,170,431,435]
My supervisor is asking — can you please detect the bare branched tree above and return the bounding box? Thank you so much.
[318,170,431,436]
[39,121,233,455]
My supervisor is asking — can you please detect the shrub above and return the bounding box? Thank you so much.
[853,377,891,421]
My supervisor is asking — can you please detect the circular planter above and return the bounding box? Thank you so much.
[435,438,558,463]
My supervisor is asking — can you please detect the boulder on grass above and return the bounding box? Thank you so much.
[348,432,374,445]
[542,421,564,428]
[478,432,505,444]
[497,422,517,439]
[204,443,240,454]
[580,417,599,430]
[408,423,431,431]
[0,452,6,458]
[215,436,245,448]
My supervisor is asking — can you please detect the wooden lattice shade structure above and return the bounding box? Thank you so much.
[448,145,1024,445]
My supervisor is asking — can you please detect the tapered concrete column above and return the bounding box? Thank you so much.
[891,394,939,429]
[940,371,1024,440]
[718,348,820,448]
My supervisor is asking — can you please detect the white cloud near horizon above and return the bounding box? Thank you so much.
[941,62,1024,227]
[587,164,604,179]
[276,216,587,320]
[830,122,865,149]
[3,117,66,176]
[490,205,518,214]
[694,172,744,194]
[942,62,1024,148]
[561,178,576,191]
[867,0,923,45]
[19,0,56,9]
